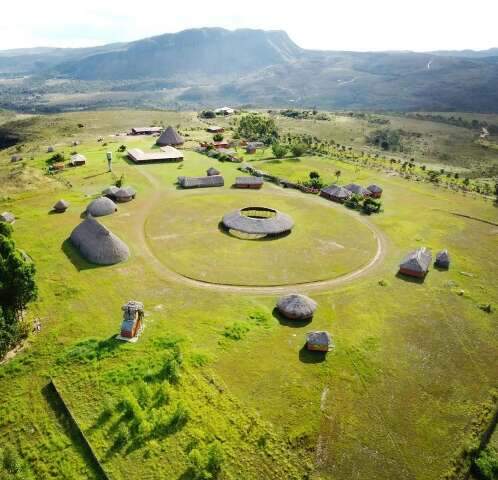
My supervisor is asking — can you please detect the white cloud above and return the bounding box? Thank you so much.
[1,0,497,51]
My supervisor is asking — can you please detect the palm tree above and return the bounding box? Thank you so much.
[335,170,341,182]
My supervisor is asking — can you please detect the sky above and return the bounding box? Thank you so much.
[1,0,497,52]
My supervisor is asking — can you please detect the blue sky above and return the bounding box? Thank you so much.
[1,0,497,51]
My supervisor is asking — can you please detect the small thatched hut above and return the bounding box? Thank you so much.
[0,212,15,224]
[366,184,383,198]
[320,185,352,203]
[234,177,264,189]
[207,167,221,176]
[70,216,129,265]
[344,183,371,197]
[399,247,432,278]
[102,186,119,198]
[53,199,69,213]
[277,294,317,320]
[47,146,55,153]
[114,187,136,203]
[435,250,450,269]
[306,331,334,352]
[10,154,23,163]
[156,126,184,146]
[86,197,117,217]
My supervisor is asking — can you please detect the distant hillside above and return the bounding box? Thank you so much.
[0,28,497,112]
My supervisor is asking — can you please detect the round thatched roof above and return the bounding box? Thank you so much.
[277,294,317,320]
[114,186,136,202]
[102,186,119,197]
[86,197,117,217]
[70,217,129,265]
[222,207,294,235]
[156,126,184,146]
[53,199,69,212]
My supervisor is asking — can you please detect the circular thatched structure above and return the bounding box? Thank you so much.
[53,199,69,213]
[102,186,119,198]
[277,294,317,320]
[86,197,117,217]
[70,217,129,265]
[114,187,136,203]
[222,207,293,239]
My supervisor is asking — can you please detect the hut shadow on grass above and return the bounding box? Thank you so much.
[61,238,101,271]
[299,345,327,364]
[272,308,312,328]
[395,271,426,284]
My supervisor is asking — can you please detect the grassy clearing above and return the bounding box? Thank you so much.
[0,110,497,479]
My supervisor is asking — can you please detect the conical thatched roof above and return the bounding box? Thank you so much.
[53,199,69,212]
[207,167,221,176]
[70,217,129,265]
[86,197,117,217]
[277,294,317,320]
[156,126,184,146]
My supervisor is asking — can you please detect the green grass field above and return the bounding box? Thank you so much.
[0,110,497,479]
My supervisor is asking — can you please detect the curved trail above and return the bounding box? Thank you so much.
[132,167,388,295]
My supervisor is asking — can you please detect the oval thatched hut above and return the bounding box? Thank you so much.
[156,126,184,146]
[277,294,317,320]
[53,199,69,213]
[222,207,293,238]
[114,187,136,203]
[86,197,117,217]
[70,217,129,265]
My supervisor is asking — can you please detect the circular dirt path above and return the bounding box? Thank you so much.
[133,167,388,295]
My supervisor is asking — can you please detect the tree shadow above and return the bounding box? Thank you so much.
[271,308,312,328]
[298,345,327,364]
[61,238,101,271]
[83,172,109,180]
[395,271,426,284]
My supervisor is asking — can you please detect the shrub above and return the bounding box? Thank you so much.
[188,441,225,480]
[290,143,306,157]
[475,446,498,479]
[223,322,250,340]
[271,143,288,159]
[46,152,65,165]
[237,114,279,144]
[117,144,127,152]
[115,174,125,188]
[362,198,382,214]
[200,110,216,119]
[213,133,224,142]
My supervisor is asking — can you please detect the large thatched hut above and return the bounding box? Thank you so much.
[276,294,317,320]
[0,212,15,224]
[320,185,352,203]
[156,126,184,146]
[222,207,293,238]
[86,197,117,217]
[53,199,69,213]
[306,331,334,352]
[70,217,129,265]
[114,187,136,203]
[399,247,432,278]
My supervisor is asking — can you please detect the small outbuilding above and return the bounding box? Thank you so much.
[435,250,450,269]
[306,331,334,352]
[70,216,129,265]
[344,183,371,197]
[0,212,15,224]
[320,185,353,203]
[70,154,86,166]
[53,199,69,213]
[86,197,117,217]
[131,127,162,135]
[119,300,144,340]
[399,247,432,278]
[207,167,221,176]
[207,126,224,133]
[234,176,264,189]
[277,294,317,321]
[47,146,55,153]
[366,184,383,198]
[156,126,184,146]
[114,186,136,203]
[178,175,224,189]
[10,154,23,163]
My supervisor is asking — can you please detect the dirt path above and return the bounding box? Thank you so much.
[132,166,388,295]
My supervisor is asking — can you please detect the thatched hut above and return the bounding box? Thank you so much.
[306,331,333,352]
[156,126,184,146]
[53,199,69,213]
[399,247,432,278]
[10,154,23,163]
[114,187,136,203]
[366,184,383,198]
[131,127,162,135]
[120,301,144,339]
[102,186,119,198]
[70,154,86,166]
[320,185,352,203]
[178,175,224,189]
[207,167,221,176]
[234,177,264,189]
[0,212,15,224]
[70,216,129,265]
[344,183,371,197]
[207,126,224,133]
[222,207,293,238]
[435,250,450,269]
[47,146,55,153]
[276,294,317,320]
[86,197,117,217]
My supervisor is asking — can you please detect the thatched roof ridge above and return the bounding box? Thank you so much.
[86,197,117,217]
[70,217,129,265]
[115,186,136,200]
[344,183,370,196]
[156,126,184,146]
[400,247,432,272]
[222,207,293,235]
[53,199,69,212]
[277,294,317,320]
